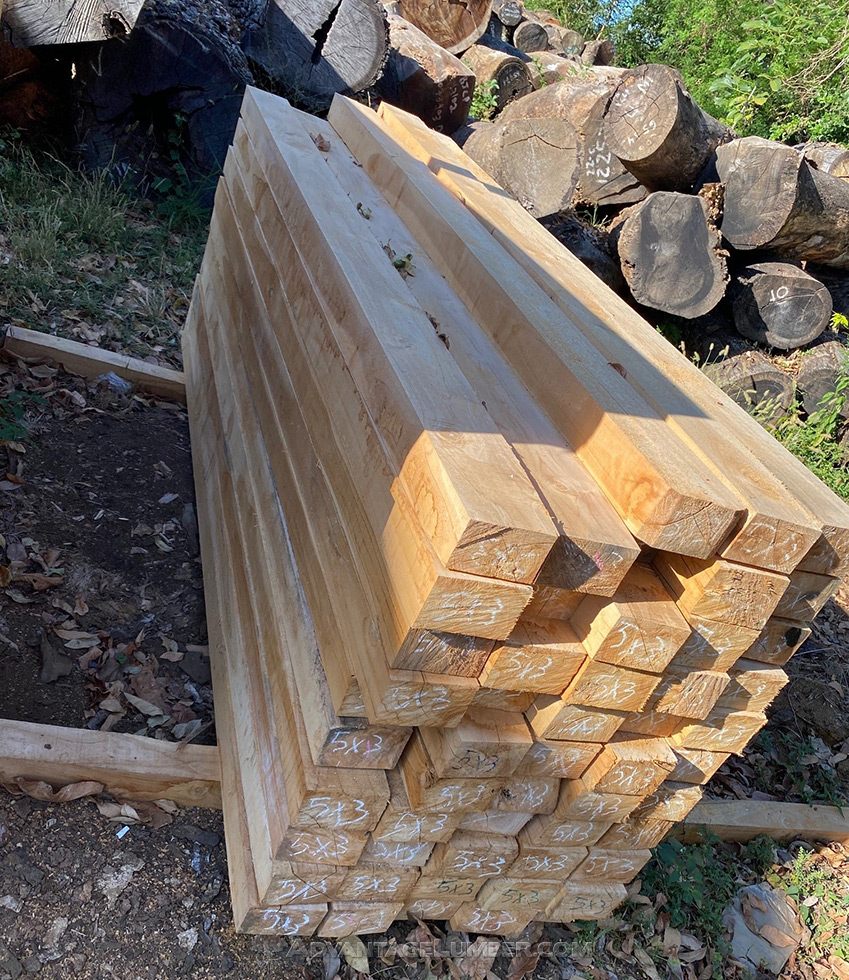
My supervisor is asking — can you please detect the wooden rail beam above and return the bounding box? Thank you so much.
[681,800,849,845]
[2,325,186,403]
[0,720,221,809]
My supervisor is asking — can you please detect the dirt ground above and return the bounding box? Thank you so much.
[1,347,848,980]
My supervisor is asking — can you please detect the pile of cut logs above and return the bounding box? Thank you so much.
[183,86,849,938]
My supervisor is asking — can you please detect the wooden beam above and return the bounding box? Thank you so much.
[682,800,849,845]
[373,102,849,577]
[328,95,745,560]
[0,719,220,809]
[2,325,186,403]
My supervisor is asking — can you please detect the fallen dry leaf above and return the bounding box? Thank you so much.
[454,936,499,980]
[339,935,369,974]
[15,572,63,591]
[3,777,104,803]
[506,948,539,980]
[0,565,10,587]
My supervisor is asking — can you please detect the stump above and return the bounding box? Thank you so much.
[702,346,794,421]
[500,66,646,207]
[604,64,733,192]
[512,18,549,51]
[610,192,728,318]
[73,0,251,203]
[245,0,389,110]
[730,261,832,350]
[453,113,579,217]
[376,15,474,134]
[397,0,492,53]
[716,137,849,268]
[797,339,849,418]
[461,42,533,112]
[801,142,849,180]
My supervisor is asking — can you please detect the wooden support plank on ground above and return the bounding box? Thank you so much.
[682,801,849,845]
[0,719,220,809]
[329,96,746,560]
[2,325,186,402]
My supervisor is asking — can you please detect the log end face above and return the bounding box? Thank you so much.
[716,137,802,249]
[604,64,681,163]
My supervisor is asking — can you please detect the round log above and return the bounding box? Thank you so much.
[500,67,646,207]
[553,29,584,56]
[453,113,579,217]
[604,64,734,192]
[245,0,389,109]
[376,15,474,134]
[475,32,576,87]
[702,346,795,421]
[730,261,832,350]
[512,18,549,51]
[73,0,251,202]
[491,0,523,27]
[610,192,728,318]
[716,137,849,268]
[801,142,849,180]
[581,39,614,65]
[797,339,849,418]
[463,118,578,218]
[462,42,533,112]
[397,0,492,53]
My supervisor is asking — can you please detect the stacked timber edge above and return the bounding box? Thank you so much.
[182,87,849,938]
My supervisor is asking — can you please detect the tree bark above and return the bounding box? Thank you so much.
[801,142,849,180]
[500,66,646,207]
[796,338,849,418]
[541,211,625,293]
[701,344,794,421]
[73,0,251,203]
[581,38,614,65]
[453,112,579,217]
[512,18,548,51]
[1,0,144,45]
[461,42,533,112]
[610,192,728,318]
[244,0,389,110]
[730,260,832,350]
[604,64,734,192]
[397,0,492,53]
[716,137,849,268]
[375,15,474,134]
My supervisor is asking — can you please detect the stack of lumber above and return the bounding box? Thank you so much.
[183,87,849,939]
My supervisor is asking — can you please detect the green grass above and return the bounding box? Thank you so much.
[0,131,207,366]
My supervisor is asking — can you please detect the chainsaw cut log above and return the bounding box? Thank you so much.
[611,192,728,318]
[2,0,143,45]
[604,64,733,192]
[376,15,474,134]
[730,261,832,350]
[397,0,492,53]
[245,0,389,110]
